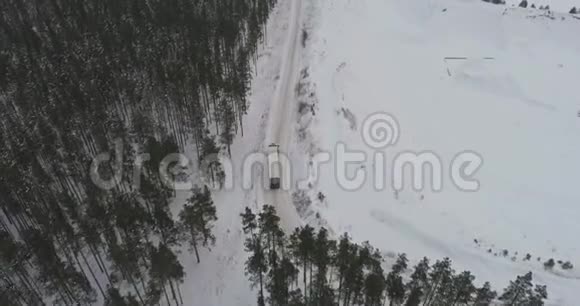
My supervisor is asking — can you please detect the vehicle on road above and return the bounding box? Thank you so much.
[268,143,281,190]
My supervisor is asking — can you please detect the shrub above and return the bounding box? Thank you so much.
[570,7,578,14]
[519,0,528,8]
[544,258,555,270]
[561,261,574,270]
[317,191,326,202]
[482,0,506,4]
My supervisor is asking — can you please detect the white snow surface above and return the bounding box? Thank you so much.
[300,0,580,304]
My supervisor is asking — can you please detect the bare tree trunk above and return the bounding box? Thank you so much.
[126,270,145,305]
[190,227,201,263]
[162,283,172,306]
[177,283,184,305]
[169,280,179,305]
[16,268,44,305]
[80,248,106,298]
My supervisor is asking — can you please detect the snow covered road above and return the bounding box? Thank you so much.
[262,0,303,232]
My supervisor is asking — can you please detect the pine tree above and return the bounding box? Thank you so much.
[289,289,306,306]
[179,185,218,263]
[104,287,140,306]
[423,257,454,306]
[364,271,386,306]
[23,228,97,305]
[289,225,315,303]
[335,233,355,304]
[200,134,223,187]
[527,284,547,306]
[386,254,408,306]
[259,205,284,264]
[219,99,235,156]
[570,7,578,14]
[311,228,336,306]
[473,282,497,306]
[404,257,430,306]
[241,207,259,235]
[449,271,476,305]
[267,254,299,306]
[242,208,267,305]
[0,230,44,305]
[149,244,185,306]
[342,243,366,306]
[499,272,534,305]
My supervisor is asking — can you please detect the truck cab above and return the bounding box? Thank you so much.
[268,143,281,190]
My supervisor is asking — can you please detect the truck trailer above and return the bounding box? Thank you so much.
[268,143,281,189]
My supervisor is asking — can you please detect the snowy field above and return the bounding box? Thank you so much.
[297,0,580,304]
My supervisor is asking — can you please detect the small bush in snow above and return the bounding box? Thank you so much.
[543,258,555,270]
[292,190,313,218]
[482,0,506,4]
[298,101,311,115]
[570,7,578,14]
[561,261,574,270]
[317,191,326,202]
[519,0,528,8]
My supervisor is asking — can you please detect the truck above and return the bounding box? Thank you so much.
[268,143,281,190]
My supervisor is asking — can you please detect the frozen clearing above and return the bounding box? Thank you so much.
[301,0,580,304]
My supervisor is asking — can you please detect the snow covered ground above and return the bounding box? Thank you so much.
[297,0,580,304]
